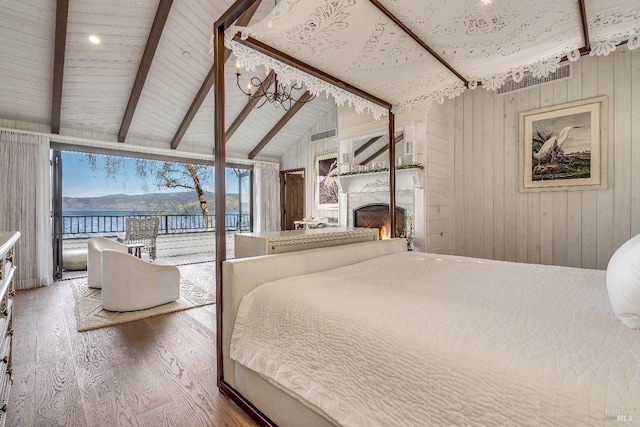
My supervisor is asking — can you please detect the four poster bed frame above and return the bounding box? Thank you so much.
[213,1,400,425]
[210,2,640,426]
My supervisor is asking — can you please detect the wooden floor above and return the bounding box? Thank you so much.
[8,280,259,427]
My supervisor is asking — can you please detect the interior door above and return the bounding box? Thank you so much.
[281,171,304,230]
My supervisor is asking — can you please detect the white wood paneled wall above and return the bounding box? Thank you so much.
[453,47,639,270]
[280,107,339,220]
[424,103,454,254]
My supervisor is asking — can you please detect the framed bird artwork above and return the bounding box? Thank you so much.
[519,96,608,192]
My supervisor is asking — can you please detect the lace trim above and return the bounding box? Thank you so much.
[223,32,388,120]
[395,33,639,111]
[215,12,639,116]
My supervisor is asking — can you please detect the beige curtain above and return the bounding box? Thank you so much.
[0,131,52,289]
[253,162,281,232]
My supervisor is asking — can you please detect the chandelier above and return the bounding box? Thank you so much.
[236,63,315,110]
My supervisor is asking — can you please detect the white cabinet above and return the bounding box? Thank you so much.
[0,231,19,425]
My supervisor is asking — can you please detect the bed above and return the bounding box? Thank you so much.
[221,239,640,426]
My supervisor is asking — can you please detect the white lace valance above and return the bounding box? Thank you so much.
[216,0,640,114]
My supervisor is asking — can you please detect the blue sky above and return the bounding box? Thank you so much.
[62,151,241,197]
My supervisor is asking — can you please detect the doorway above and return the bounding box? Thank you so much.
[280,169,305,230]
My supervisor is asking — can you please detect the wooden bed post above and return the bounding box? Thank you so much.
[215,0,262,389]
[388,109,396,237]
[213,16,226,388]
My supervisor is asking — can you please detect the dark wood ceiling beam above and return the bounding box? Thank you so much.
[367,0,468,86]
[578,0,591,51]
[118,0,173,143]
[354,136,382,157]
[360,133,403,166]
[51,0,69,134]
[215,0,260,30]
[235,35,392,109]
[248,91,314,159]
[170,0,262,150]
[225,70,275,142]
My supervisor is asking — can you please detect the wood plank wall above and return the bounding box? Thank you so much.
[424,103,455,254]
[453,47,639,270]
[280,107,339,221]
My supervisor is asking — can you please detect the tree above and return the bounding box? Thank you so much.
[84,154,213,229]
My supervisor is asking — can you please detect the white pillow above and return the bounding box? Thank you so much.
[606,234,640,329]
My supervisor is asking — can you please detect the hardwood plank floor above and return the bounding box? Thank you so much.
[8,280,258,427]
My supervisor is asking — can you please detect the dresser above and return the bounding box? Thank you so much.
[0,231,19,425]
[234,227,379,258]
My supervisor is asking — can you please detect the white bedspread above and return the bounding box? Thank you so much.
[230,252,640,426]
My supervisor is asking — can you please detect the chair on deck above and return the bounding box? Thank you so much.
[118,217,160,260]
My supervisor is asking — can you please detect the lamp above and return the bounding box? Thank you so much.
[236,63,315,110]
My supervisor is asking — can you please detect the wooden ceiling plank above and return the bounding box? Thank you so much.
[367,0,468,86]
[354,136,382,157]
[248,91,314,159]
[360,133,403,166]
[51,0,69,134]
[118,0,173,143]
[578,0,591,51]
[170,0,262,150]
[225,70,276,142]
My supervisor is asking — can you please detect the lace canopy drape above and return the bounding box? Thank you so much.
[224,0,640,113]
[253,162,281,232]
[0,131,52,289]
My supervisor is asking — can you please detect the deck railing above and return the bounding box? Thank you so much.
[63,213,250,238]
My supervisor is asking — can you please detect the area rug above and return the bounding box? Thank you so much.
[71,262,215,332]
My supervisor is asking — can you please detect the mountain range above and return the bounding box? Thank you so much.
[63,191,241,212]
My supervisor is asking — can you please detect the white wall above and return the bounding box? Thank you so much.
[280,107,339,220]
[424,102,455,254]
[453,46,640,270]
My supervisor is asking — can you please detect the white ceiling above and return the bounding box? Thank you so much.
[2,0,638,162]
[0,0,336,161]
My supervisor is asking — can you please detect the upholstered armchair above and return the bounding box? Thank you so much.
[87,237,180,312]
[87,237,127,289]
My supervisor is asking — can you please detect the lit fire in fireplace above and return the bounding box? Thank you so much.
[379,222,391,240]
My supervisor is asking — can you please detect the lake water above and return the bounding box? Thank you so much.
[63,209,248,236]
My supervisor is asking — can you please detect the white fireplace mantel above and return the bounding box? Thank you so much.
[335,168,424,194]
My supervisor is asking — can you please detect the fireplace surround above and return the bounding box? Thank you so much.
[336,168,425,251]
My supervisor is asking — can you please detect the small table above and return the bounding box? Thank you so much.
[124,243,145,258]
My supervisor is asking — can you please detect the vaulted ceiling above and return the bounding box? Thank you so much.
[0,0,336,161]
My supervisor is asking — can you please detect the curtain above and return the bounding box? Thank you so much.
[253,162,280,232]
[0,131,52,289]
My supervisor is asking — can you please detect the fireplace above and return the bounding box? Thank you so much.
[353,204,406,239]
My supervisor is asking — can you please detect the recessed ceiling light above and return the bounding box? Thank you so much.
[481,0,492,4]
[88,35,101,44]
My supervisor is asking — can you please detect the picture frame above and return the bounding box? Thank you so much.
[315,151,339,210]
[519,96,608,192]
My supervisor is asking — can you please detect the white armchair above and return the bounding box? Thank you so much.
[87,237,180,312]
[87,237,127,289]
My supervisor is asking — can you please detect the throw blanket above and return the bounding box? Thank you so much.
[231,252,640,426]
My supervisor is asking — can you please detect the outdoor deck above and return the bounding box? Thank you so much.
[62,231,237,280]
